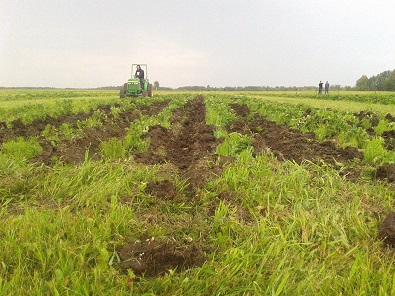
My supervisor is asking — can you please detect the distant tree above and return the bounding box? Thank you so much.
[154,81,159,90]
[369,71,391,91]
[355,75,369,91]
[378,71,391,90]
[331,84,342,91]
[383,70,395,91]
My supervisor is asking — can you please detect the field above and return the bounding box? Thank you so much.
[1,89,395,295]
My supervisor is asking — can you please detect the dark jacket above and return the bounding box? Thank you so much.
[135,69,144,80]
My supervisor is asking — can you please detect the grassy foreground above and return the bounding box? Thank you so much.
[1,89,395,295]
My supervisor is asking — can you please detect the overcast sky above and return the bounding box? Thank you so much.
[1,0,394,88]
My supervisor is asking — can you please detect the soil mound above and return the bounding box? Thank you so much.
[145,180,177,200]
[230,102,250,117]
[378,211,395,247]
[376,164,395,183]
[116,239,206,277]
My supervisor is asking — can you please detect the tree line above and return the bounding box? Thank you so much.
[161,69,395,92]
[355,69,395,91]
[4,69,394,91]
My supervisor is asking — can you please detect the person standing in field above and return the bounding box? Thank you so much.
[318,81,323,94]
[325,81,330,94]
[134,65,145,89]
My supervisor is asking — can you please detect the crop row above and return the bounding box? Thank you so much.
[249,90,395,105]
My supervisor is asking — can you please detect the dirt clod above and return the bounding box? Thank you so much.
[376,164,395,183]
[378,212,395,247]
[145,180,177,199]
[116,239,206,277]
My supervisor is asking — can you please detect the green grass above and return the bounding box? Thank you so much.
[249,92,395,115]
[0,89,120,124]
[1,89,395,295]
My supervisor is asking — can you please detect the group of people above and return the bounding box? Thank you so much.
[318,81,330,94]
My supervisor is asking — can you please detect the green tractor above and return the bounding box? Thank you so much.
[120,64,153,98]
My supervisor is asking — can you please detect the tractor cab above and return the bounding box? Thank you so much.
[120,64,153,98]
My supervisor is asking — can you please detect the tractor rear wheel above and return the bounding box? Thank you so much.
[142,90,148,97]
[147,84,153,97]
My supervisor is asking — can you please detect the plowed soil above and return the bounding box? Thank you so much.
[227,103,395,182]
[4,101,170,165]
[228,103,362,166]
[135,95,225,196]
